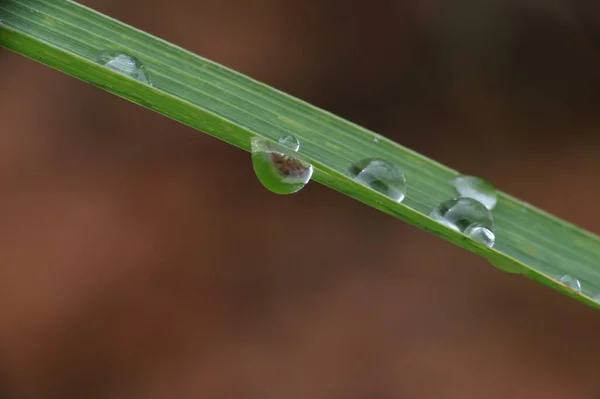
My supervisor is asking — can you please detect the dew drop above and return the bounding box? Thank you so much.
[278,135,300,151]
[488,258,523,274]
[559,274,581,292]
[251,137,313,195]
[430,197,495,247]
[464,224,495,248]
[347,158,407,203]
[452,175,497,210]
[97,50,152,85]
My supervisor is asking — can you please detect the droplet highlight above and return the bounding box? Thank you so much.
[347,158,407,203]
[278,135,300,151]
[452,175,497,210]
[430,197,495,247]
[251,137,313,195]
[97,50,152,85]
[559,275,581,292]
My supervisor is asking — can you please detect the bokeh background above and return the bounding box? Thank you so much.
[1,0,600,398]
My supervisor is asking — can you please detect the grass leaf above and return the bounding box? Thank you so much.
[1,0,599,308]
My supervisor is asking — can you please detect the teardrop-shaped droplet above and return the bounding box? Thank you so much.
[97,50,152,85]
[430,197,495,247]
[559,274,581,292]
[278,135,300,151]
[251,137,313,195]
[452,175,497,210]
[347,158,407,203]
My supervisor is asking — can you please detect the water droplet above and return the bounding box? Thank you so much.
[97,50,152,85]
[488,258,523,274]
[347,158,407,203]
[430,197,495,247]
[278,135,300,151]
[452,175,497,210]
[464,224,495,248]
[251,137,313,195]
[559,275,581,292]
[373,135,381,144]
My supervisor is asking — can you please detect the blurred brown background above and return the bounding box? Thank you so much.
[1,0,600,398]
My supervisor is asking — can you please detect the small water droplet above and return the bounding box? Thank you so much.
[251,137,313,195]
[278,135,300,151]
[559,275,581,292]
[373,135,381,144]
[464,224,495,248]
[347,158,407,203]
[97,50,152,85]
[452,175,497,210]
[488,258,523,274]
[430,197,495,247]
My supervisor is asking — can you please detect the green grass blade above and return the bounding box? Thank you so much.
[1,0,599,308]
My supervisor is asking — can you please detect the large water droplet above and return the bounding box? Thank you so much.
[97,50,152,85]
[347,158,407,203]
[251,137,313,195]
[452,175,497,210]
[278,135,300,151]
[430,197,495,247]
[559,274,581,292]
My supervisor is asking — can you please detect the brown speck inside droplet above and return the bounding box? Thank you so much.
[270,152,308,177]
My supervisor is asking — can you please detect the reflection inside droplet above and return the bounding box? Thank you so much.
[251,137,313,195]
